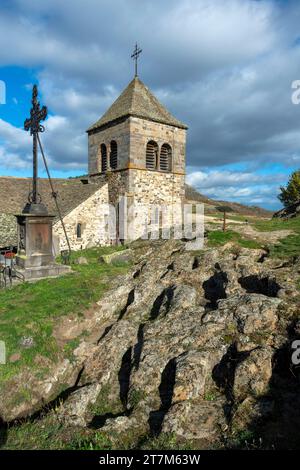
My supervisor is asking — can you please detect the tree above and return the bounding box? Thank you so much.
[278,171,300,208]
[216,206,234,232]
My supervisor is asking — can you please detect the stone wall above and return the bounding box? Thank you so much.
[128,168,185,205]
[88,119,130,175]
[87,114,187,245]
[127,168,185,239]
[53,168,186,250]
[129,117,186,174]
[88,116,186,176]
[53,183,111,251]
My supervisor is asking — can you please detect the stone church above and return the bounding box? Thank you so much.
[0,76,188,252]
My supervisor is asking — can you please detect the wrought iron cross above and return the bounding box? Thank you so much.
[131,43,142,77]
[24,85,47,204]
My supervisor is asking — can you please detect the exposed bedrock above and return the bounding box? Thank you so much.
[2,239,300,449]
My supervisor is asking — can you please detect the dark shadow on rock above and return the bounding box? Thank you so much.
[160,262,175,279]
[236,322,300,449]
[150,286,175,320]
[203,271,228,309]
[148,357,177,436]
[118,289,135,320]
[0,365,86,445]
[118,347,133,407]
[238,275,280,297]
[212,344,251,422]
[257,250,269,263]
[0,420,7,449]
[133,323,145,370]
[89,410,129,429]
[192,256,200,270]
[97,324,114,343]
[133,261,147,279]
[133,269,141,279]
[89,347,134,430]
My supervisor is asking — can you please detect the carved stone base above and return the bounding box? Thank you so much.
[17,264,71,281]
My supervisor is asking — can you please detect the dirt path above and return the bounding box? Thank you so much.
[236,225,293,243]
[204,215,244,224]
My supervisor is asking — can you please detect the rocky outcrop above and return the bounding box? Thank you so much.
[273,201,300,219]
[1,238,300,449]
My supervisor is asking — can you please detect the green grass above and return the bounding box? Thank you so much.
[139,433,197,451]
[0,245,130,389]
[87,383,123,417]
[3,416,63,450]
[3,417,196,450]
[207,230,262,249]
[254,216,300,232]
[2,412,112,450]
[254,216,300,258]
[207,217,300,258]
[204,391,218,401]
[269,234,300,258]
[66,432,113,450]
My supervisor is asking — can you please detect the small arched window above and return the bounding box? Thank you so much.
[146,140,158,170]
[160,143,172,172]
[110,140,118,169]
[76,223,82,239]
[100,144,107,173]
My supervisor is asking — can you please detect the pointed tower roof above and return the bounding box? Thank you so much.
[87,77,188,132]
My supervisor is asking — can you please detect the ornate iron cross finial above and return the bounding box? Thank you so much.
[24,85,47,205]
[131,43,142,77]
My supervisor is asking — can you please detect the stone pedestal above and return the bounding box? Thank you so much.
[15,204,71,280]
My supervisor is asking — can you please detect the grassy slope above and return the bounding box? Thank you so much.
[0,246,130,388]
[206,214,300,258]
[207,230,262,249]
[254,216,300,258]
[3,410,196,450]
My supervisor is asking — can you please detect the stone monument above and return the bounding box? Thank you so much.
[15,85,70,280]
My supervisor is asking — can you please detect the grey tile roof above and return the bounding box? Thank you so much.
[87,77,188,132]
[0,177,104,247]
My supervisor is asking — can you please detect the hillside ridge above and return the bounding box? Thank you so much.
[185,184,272,217]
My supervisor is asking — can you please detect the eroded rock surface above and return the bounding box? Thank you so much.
[2,238,300,449]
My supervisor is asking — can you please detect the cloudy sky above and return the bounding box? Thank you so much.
[0,0,300,209]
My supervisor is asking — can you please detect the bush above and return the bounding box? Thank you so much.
[278,171,300,207]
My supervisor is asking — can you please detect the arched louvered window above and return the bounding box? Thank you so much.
[160,143,172,172]
[146,140,158,170]
[110,140,118,169]
[101,144,107,173]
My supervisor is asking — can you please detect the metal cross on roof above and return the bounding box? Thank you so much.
[131,43,142,77]
[24,85,47,205]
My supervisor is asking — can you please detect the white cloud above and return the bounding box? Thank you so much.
[187,169,284,209]
[0,0,299,208]
[187,170,284,189]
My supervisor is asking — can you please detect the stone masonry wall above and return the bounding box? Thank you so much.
[128,168,185,205]
[127,169,185,240]
[53,183,111,251]
[87,114,187,244]
[129,117,186,174]
[88,119,130,175]
[88,117,186,176]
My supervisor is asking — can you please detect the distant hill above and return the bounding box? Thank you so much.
[68,176,272,218]
[185,184,273,218]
